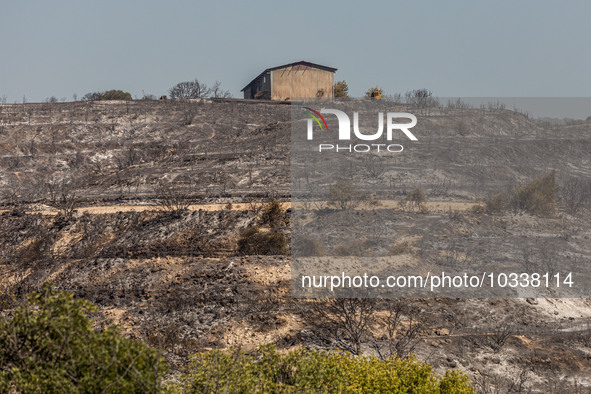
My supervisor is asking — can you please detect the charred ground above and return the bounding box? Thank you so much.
[1,99,591,392]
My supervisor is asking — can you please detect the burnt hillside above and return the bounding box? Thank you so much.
[1,100,591,391]
[0,99,291,206]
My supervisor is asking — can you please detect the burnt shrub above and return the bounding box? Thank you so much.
[293,236,326,257]
[389,241,410,255]
[237,226,287,255]
[485,171,558,217]
[560,175,591,214]
[510,170,558,217]
[399,188,427,212]
[328,181,366,210]
[485,190,510,214]
[258,198,284,229]
[254,90,271,100]
[333,238,373,256]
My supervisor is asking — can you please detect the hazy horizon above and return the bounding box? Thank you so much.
[1,0,590,103]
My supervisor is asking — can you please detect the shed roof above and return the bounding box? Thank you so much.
[241,61,337,92]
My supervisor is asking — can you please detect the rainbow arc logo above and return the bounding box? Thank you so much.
[304,107,328,131]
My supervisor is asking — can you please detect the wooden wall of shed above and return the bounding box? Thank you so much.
[271,67,334,101]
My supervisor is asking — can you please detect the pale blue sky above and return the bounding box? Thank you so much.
[1,0,590,103]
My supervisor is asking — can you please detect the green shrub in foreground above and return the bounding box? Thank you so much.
[0,283,166,393]
[175,344,474,393]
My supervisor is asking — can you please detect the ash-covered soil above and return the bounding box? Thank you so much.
[0,99,291,204]
[1,99,591,392]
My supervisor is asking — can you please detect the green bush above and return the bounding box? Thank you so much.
[237,226,287,255]
[0,284,166,393]
[82,89,132,101]
[175,344,474,393]
[101,89,132,100]
[333,80,349,98]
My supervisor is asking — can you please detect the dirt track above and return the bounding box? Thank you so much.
[0,200,477,216]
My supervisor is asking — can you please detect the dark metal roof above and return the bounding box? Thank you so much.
[241,60,337,91]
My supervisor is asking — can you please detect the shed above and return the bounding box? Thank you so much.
[241,61,337,101]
